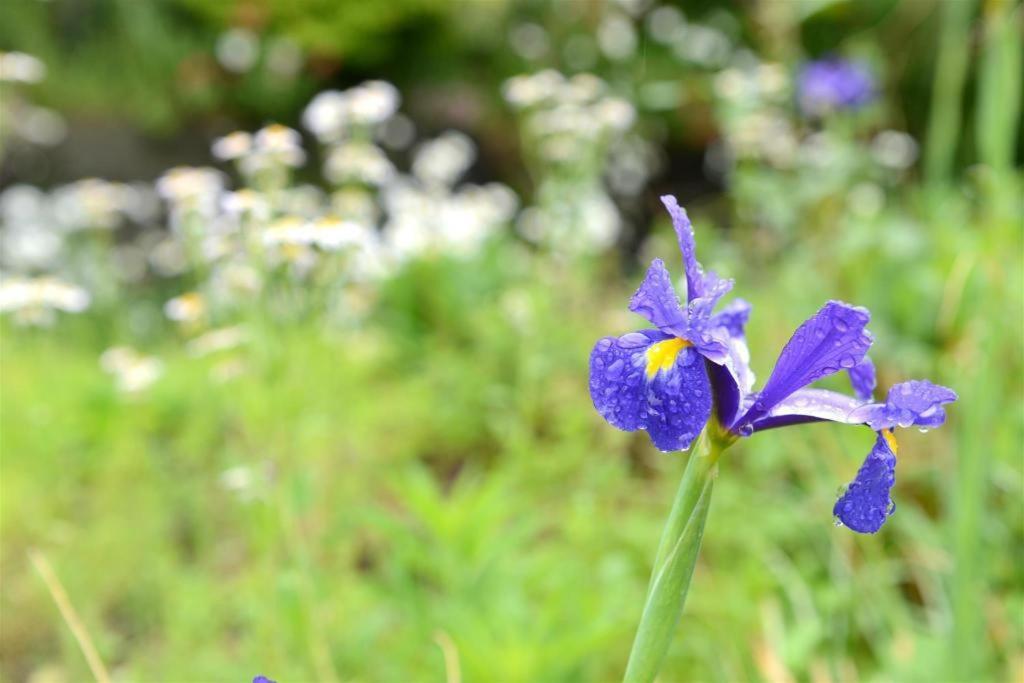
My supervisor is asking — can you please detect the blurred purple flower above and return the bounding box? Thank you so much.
[253,676,276,683]
[589,195,956,533]
[798,58,875,115]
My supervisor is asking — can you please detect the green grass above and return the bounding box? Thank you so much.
[3,177,1021,682]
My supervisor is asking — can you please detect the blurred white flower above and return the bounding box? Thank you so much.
[156,167,225,215]
[503,70,565,108]
[597,13,638,61]
[412,131,476,188]
[871,130,918,170]
[164,291,206,324]
[346,80,400,126]
[211,131,253,161]
[0,51,46,83]
[100,346,163,394]
[324,141,395,186]
[216,28,260,73]
[0,276,90,326]
[302,90,349,143]
[221,189,272,223]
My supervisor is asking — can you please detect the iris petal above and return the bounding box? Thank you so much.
[660,195,710,303]
[644,345,712,451]
[589,330,711,452]
[705,299,755,427]
[834,432,897,534]
[851,379,958,431]
[628,259,688,336]
[736,301,872,429]
[750,388,864,431]
[848,356,876,401]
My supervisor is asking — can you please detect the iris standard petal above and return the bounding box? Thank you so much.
[749,388,865,431]
[851,379,958,431]
[660,195,707,303]
[735,301,872,429]
[628,258,688,336]
[833,431,897,533]
[848,356,876,401]
[709,298,752,338]
[589,330,711,452]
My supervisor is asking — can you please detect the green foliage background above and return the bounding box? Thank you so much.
[1,1,1022,682]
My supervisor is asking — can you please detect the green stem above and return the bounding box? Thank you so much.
[623,426,730,683]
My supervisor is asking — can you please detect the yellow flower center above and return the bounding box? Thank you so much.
[881,428,899,455]
[645,337,692,379]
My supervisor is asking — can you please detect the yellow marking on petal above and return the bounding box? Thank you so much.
[881,428,899,455]
[645,337,692,379]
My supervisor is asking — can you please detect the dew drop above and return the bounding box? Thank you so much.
[605,359,625,379]
[833,318,849,333]
[619,333,648,348]
[839,356,856,369]
[833,517,845,528]
[886,501,896,515]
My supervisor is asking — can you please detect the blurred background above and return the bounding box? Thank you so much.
[1,0,1021,681]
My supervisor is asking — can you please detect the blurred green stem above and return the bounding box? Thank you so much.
[924,0,975,187]
[623,426,731,683]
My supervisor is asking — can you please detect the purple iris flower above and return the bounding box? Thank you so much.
[253,676,276,683]
[798,57,875,115]
[589,196,957,533]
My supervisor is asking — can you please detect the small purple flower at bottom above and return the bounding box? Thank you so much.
[589,195,957,534]
[253,676,276,683]
[798,57,875,115]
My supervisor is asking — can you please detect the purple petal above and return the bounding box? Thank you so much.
[834,431,897,534]
[660,195,706,303]
[848,356,876,401]
[850,379,958,431]
[628,259,688,336]
[735,301,872,430]
[643,344,713,452]
[589,330,711,452]
[253,677,277,683]
[750,388,865,432]
[709,335,755,427]
[709,298,752,338]
[686,272,734,324]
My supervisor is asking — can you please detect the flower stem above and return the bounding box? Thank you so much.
[623,427,727,683]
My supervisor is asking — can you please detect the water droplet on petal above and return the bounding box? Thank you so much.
[833,318,849,332]
[606,359,625,379]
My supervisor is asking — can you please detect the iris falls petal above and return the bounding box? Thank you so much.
[834,431,898,533]
[589,330,711,452]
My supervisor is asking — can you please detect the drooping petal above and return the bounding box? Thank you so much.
[589,330,711,452]
[590,329,669,432]
[848,356,876,401]
[833,431,897,534]
[735,301,872,430]
[750,388,865,431]
[644,344,713,451]
[628,258,688,336]
[849,379,958,431]
[660,195,707,303]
